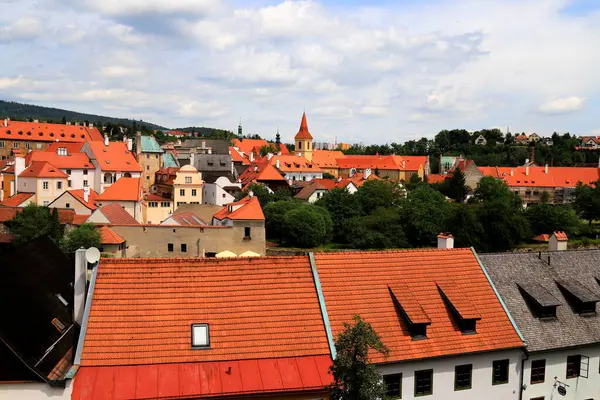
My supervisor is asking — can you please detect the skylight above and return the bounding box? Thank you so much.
[191,324,210,348]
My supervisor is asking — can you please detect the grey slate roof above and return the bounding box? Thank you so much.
[480,250,600,352]
[179,139,229,154]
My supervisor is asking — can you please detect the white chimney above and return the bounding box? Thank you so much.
[201,141,206,149]
[75,121,79,126]
[545,164,549,174]
[123,135,127,143]
[549,231,568,251]
[89,123,93,129]
[66,121,71,125]
[14,156,25,191]
[3,118,7,127]
[510,169,514,177]
[190,152,196,167]
[74,249,87,326]
[402,160,406,169]
[127,138,133,152]
[525,165,529,176]
[249,152,254,162]
[253,165,258,172]
[104,134,109,146]
[364,168,371,179]
[267,153,273,161]
[83,186,90,203]
[437,233,454,249]
[33,119,38,123]
[276,159,280,169]
[248,190,254,198]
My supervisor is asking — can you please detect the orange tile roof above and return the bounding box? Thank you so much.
[171,211,206,226]
[337,155,426,172]
[427,173,448,184]
[26,149,94,170]
[87,141,142,172]
[532,233,551,242]
[0,120,103,142]
[232,138,269,155]
[269,155,323,173]
[312,150,345,168]
[0,192,35,206]
[72,214,90,225]
[478,166,600,187]
[46,142,85,153]
[314,249,524,363]
[239,160,286,186]
[98,226,125,244]
[553,231,568,241]
[144,193,170,202]
[294,112,313,140]
[96,203,139,225]
[68,189,99,210]
[294,180,335,200]
[19,161,68,178]
[229,146,251,165]
[96,177,141,202]
[0,206,75,224]
[392,155,428,172]
[79,256,330,366]
[213,195,265,221]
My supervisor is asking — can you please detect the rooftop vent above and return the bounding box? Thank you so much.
[191,323,210,348]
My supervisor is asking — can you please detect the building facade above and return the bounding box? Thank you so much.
[173,164,204,208]
[135,132,163,192]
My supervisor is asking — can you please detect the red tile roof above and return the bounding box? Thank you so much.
[79,256,330,366]
[73,214,90,225]
[72,355,332,400]
[427,173,448,184]
[67,189,99,211]
[314,249,524,363]
[19,161,68,178]
[269,155,323,173]
[46,142,85,153]
[0,192,35,206]
[0,120,103,142]
[478,166,600,188]
[337,155,427,173]
[238,160,286,187]
[87,141,142,172]
[96,178,141,202]
[98,226,125,244]
[553,231,568,241]
[171,211,206,226]
[213,196,265,221]
[144,193,171,202]
[26,148,94,170]
[229,146,251,165]
[96,203,139,225]
[312,150,345,168]
[532,233,550,242]
[232,138,269,155]
[295,112,313,140]
[0,206,75,224]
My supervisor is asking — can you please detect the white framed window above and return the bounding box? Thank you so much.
[13,142,19,148]
[191,324,210,348]
[43,181,49,190]
[0,141,4,148]
[25,142,31,149]
[57,181,62,190]
[83,180,88,187]
[192,189,197,196]
[185,176,192,184]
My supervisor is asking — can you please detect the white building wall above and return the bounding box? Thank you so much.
[0,380,72,400]
[522,346,600,400]
[283,171,323,181]
[377,349,524,400]
[307,189,328,203]
[17,176,36,193]
[49,192,93,215]
[64,169,94,191]
[203,179,239,206]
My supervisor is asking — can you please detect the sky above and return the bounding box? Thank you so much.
[1,0,600,144]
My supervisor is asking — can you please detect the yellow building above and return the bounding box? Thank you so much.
[294,112,314,162]
[173,164,204,209]
[16,161,68,206]
[135,132,163,192]
[142,193,172,224]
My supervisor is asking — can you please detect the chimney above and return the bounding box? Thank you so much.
[66,121,71,125]
[127,138,133,152]
[74,249,87,326]
[83,186,90,203]
[548,231,568,251]
[510,169,514,176]
[545,164,549,174]
[89,123,93,129]
[201,141,206,149]
[249,152,254,162]
[75,121,79,126]
[267,153,273,161]
[123,135,127,143]
[437,233,454,249]
[104,134,109,146]
[364,168,371,179]
[525,165,529,176]
[402,160,406,169]
[253,165,258,172]
[3,118,7,127]
[190,152,196,167]
[276,159,280,169]
[136,131,142,155]
[248,190,254,198]
[14,156,25,191]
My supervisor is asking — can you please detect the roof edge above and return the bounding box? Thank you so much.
[308,252,336,360]
[74,264,99,366]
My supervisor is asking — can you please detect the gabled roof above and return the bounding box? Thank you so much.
[46,142,85,153]
[0,120,103,142]
[230,146,251,165]
[312,150,345,168]
[0,192,35,207]
[478,166,600,188]
[98,225,126,244]
[232,138,269,154]
[269,154,323,173]
[26,148,94,170]
[19,161,68,178]
[66,189,99,210]
[314,249,524,363]
[161,152,179,168]
[295,112,313,140]
[0,206,76,224]
[239,160,286,186]
[94,203,139,225]
[171,211,206,226]
[96,177,141,202]
[294,180,335,200]
[480,250,600,352]
[86,141,142,172]
[139,135,163,153]
[213,195,265,221]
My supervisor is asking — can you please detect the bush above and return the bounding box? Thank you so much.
[282,205,332,248]
[60,223,101,254]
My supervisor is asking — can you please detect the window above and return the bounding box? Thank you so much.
[180,189,185,196]
[298,141,302,149]
[0,141,3,148]
[83,169,88,175]
[43,181,49,190]
[384,374,402,399]
[530,359,546,384]
[13,142,19,148]
[83,180,88,187]
[168,243,174,252]
[191,323,210,348]
[57,181,62,190]
[185,176,192,183]
[181,243,187,252]
[492,359,509,385]
[222,193,226,198]
[43,201,50,206]
[149,201,158,207]
[65,203,70,208]
[68,180,72,188]
[146,154,149,159]
[25,142,31,149]
[36,143,42,149]
[566,355,581,378]
[66,169,72,175]
[414,369,433,396]
[146,175,150,180]
[192,189,197,196]
[454,364,472,390]
[146,165,150,170]
[161,201,170,207]
[244,227,251,238]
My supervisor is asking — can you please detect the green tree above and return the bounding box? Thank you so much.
[404,173,423,191]
[447,203,484,249]
[315,188,362,242]
[60,224,101,254]
[442,167,468,201]
[402,185,452,247]
[525,203,581,236]
[270,187,293,202]
[282,205,331,247]
[330,315,389,400]
[344,207,408,249]
[260,144,278,157]
[5,204,63,244]
[238,183,273,206]
[323,172,335,180]
[262,200,300,240]
[573,180,600,226]
[356,180,404,213]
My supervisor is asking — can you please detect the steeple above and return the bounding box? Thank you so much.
[294,112,313,162]
[295,112,313,140]
[237,118,243,139]
[275,128,281,150]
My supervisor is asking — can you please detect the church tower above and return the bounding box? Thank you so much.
[237,118,243,139]
[294,112,313,162]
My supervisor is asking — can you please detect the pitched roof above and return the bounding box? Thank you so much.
[312,150,345,168]
[294,180,333,200]
[26,149,94,170]
[314,249,524,363]
[553,231,568,241]
[161,152,179,168]
[0,206,75,224]
[337,155,427,172]
[171,211,206,226]
[269,155,323,173]
[0,192,35,206]
[229,146,251,165]
[98,226,125,244]
[72,214,90,225]
[478,166,600,188]
[426,173,448,184]
[173,203,222,224]
[294,112,313,140]
[139,135,163,153]
[67,189,99,210]
[0,120,103,142]
[79,256,330,366]
[46,142,85,153]
[96,203,139,225]
[480,250,600,352]
[238,160,286,187]
[232,138,269,155]
[96,177,141,202]
[19,161,68,178]
[86,141,142,172]
[213,195,265,221]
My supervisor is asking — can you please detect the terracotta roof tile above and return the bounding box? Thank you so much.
[96,177,141,202]
[553,231,568,241]
[19,161,68,178]
[294,112,313,140]
[171,211,206,226]
[269,155,323,173]
[312,150,345,168]
[0,192,35,206]
[239,160,286,186]
[97,203,139,225]
[0,120,103,142]
[314,249,524,363]
[478,166,600,188]
[98,226,125,244]
[67,189,99,210]
[87,141,142,172]
[0,206,75,224]
[229,146,251,165]
[213,196,265,221]
[73,214,90,225]
[26,148,94,170]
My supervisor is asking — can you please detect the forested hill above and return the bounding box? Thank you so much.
[0,100,167,131]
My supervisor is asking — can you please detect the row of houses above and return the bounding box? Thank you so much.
[3,233,599,400]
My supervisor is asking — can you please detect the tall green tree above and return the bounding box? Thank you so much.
[573,180,600,226]
[60,224,101,254]
[355,180,404,213]
[263,200,300,240]
[448,203,485,249]
[525,203,581,236]
[282,205,332,248]
[5,204,63,244]
[442,167,468,201]
[330,315,389,400]
[315,188,362,242]
[402,184,452,247]
[343,207,408,249]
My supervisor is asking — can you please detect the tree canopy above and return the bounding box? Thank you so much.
[61,223,102,254]
[573,180,600,225]
[5,204,64,244]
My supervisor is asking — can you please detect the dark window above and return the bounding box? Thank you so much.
[192,189,197,196]
[409,323,428,340]
[181,243,187,252]
[454,364,472,390]
[180,189,185,196]
[566,355,581,378]
[205,252,217,258]
[384,373,402,398]
[459,319,477,334]
[66,169,71,174]
[530,397,544,400]
[168,243,174,252]
[492,359,509,385]
[530,359,546,384]
[414,369,433,396]
[83,169,88,175]
[65,203,70,208]
[244,227,251,238]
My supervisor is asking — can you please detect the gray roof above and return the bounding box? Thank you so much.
[480,250,600,352]
[173,203,222,224]
[179,139,229,154]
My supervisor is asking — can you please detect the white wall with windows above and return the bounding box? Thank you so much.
[63,168,95,191]
[378,349,523,400]
[203,177,241,206]
[522,346,600,400]
[282,171,323,182]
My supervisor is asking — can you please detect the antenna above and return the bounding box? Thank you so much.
[85,247,101,264]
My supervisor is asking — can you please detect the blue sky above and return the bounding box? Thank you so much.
[1,0,600,144]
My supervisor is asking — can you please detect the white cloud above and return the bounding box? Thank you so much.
[0,17,44,42]
[538,96,585,115]
[83,0,222,17]
[100,66,145,78]
[177,101,227,118]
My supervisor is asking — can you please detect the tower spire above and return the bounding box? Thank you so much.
[237,118,242,139]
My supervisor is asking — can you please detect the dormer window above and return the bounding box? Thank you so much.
[436,281,481,334]
[388,285,431,340]
[191,323,210,348]
[556,280,599,316]
[517,283,560,320]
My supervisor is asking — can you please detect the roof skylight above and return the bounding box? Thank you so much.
[191,323,210,348]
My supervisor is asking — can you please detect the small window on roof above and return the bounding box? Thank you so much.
[556,280,599,315]
[517,283,560,320]
[191,324,210,348]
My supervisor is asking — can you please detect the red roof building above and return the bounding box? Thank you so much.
[212,195,265,223]
[18,161,68,178]
[83,140,142,173]
[238,160,287,192]
[0,120,103,143]
[0,192,35,207]
[98,225,126,245]
[86,203,139,225]
[96,177,141,202]
[294,112,313,140]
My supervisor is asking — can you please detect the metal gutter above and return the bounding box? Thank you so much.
[471,247,526,344]
[308,252,337,359]
[73,263,99,365]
